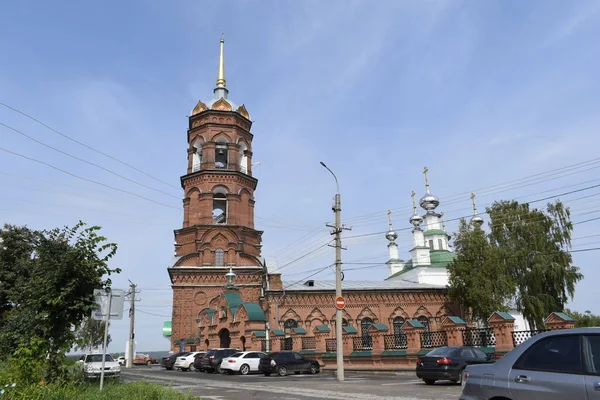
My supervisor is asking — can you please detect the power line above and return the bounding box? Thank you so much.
[0,101,179,190]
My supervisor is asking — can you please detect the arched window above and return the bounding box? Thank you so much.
[393,317,406,349]
[438,238,444,250]
[238,142,249,174]
[418,315,431,347]
[361,317,373,350]
[213,193,227,224]
[284,319,298,332]
[393,317,405,335]
[342,319,349,327]
[215,249,224,266]
[215,139,228,168]
[192,140,202,172]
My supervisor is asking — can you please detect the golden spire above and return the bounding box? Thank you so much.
[387,209,393,231]
[423,166,430,193]
[411,190,417,213]
[470,192,477,216]
[216,36,226,88]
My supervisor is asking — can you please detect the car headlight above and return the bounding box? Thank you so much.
[111,366,120,371]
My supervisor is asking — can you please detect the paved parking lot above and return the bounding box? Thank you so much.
[123,366,462,400]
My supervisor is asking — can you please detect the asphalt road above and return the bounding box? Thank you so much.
[123,366,462,400]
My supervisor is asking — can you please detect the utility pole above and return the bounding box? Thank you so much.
[126,280,136,368]
[320,161,351,382]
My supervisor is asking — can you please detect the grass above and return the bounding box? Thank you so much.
[0,381,196,400]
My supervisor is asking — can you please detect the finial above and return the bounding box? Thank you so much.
[387,209,393,231]
[442,215,447,231]
[423,166,430,193]
[470,192,477,216]
[216,36,226,88]
[411,190,417,213]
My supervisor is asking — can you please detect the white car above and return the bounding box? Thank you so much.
[116,356,126,366]
[174,351,203,371]
[219,351,266,375]
[78,353,121,379]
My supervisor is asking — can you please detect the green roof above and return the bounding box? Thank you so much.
[253,331,266,338]
[490,311,515,321]
[241,302,266,321]
[272,329,285,336]
[371,323,389,332]
[162,321,172,337]
[423,229,449,237]
[185,338,195,344]
[314,325,331,333]
[173,339,182,345]
[224,292,243,315]
[552,312,575,322]
[343,326,358,334]
[406,320,425,329]
[430,250,456,266]
[446,316,466,325]
[292,327,306,334]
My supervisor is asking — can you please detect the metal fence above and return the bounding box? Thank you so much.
[301,336,316,350]
[420,331,448,348]
[259,339,273,352]
[383,334,408,350]
[325,338,337,352]
[512,329,549,347]
[463,328,496,347]
[353,336,373,351]
[280,337,293,351]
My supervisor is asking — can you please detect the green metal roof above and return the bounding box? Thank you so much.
[406,320,425,329]
[241,302,266,321]
[490,311,515,321]
[371,323,389,332]
[447,316,466,325]
[253,331,266,338]
[292,327,306,334]
[162,321,172,337]
[552,312,575,322]
[185,338,195,344]
[224,292,243,315]
[343,326,358,334]
[423,229,449,237]
[430,250,456,266]
[314,325,331,333]
[272,329,285,336]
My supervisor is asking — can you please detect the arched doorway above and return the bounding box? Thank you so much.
[219,328,231,348]
[240,336,246,351]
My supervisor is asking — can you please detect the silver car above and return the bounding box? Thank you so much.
[460,327,600,400]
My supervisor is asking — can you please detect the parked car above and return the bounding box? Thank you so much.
[193,352,207,372]
[258,351,320,376]
[416,346,495,385]
[219,351,266,375]
[201,348,239,373]
[133,353,158,365]
[77,353,121,379]
[162,352,189,370]
[116,356,126,366]
[174,351,204,371]
[460,327,600,399]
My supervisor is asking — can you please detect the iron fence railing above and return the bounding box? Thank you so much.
[301,336,316,350]
[383,333,408,350]
[280,337,293,351]
[420,331,447,348]
[259,339,272,352]
[353,336,373,351]
[325,338,337,352]
[463,328,496,347]
[512,329,549,347]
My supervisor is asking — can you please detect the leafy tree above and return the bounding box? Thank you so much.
[448,200,583,330]
[564,309,600,328]
[74,317,111,352]
[0,222,119,381]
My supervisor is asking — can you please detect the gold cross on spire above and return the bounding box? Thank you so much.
[470,192,477,216]
[423,166,430,193]
[216,36,226,88]
[411,190,417,213]
[387,209,393,231]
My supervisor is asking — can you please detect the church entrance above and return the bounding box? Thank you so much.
[219,328,231,348]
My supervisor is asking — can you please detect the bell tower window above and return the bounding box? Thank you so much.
[215,248,224,266]
[192,140,202,172]
[438,238,443,250]
[238,142,249,174]
[215,139,228,168]
[213,193,227,224]
[428,239,434,249]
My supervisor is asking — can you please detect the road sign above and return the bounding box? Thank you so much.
[92,289,125,320]
[335,296,345,310]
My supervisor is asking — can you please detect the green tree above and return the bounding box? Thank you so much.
[74,317,111,352]
[564,309,600,328]
[448,200,582,330]
[0,222,119,381]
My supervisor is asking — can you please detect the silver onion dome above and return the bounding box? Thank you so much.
[409,212,424,227]
[385,231,398,242]
[419,192,440,211]
[470,215,484,228]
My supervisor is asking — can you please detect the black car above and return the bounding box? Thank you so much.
[416,346,495,385]
[192,351,207,372]
[161,352,189,370]
[258,351,320,376]
[200,348,239,373]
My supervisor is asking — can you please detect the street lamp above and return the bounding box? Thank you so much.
[320,161,345,382]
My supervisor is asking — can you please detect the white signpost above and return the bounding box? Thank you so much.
[92,288,125,391]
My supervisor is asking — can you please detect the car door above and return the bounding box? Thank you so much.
[508,334,587,400]
[243,352,260,371]
[293,352,310,372]
[582,334,600,399]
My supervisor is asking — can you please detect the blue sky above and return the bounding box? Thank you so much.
[1,0,599,352]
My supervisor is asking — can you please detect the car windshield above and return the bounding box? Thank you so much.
[85,354,114,362]
[425,347,457,357]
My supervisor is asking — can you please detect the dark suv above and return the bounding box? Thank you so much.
[161,352,189,371]
[201,348,239,373]
[258,351,320,376]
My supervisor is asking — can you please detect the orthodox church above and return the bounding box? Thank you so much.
[165,39,526,354]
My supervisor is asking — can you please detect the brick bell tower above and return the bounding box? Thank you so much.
[168,38,265,350]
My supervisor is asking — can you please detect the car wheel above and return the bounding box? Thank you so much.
[216,365,223,374]
[188,363,195,372]
[452,370,464,385]
[165,366,173,371]
[277,366,287,376]
[147,360,152,366]
[309,364,318,374]
[240,364,250,375]
[423,379,435,385]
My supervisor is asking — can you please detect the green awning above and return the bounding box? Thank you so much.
[314,325,331,333]
[272,329,285,336]
[185,338,195,344]
[173,339,182,345]
[292,327,306,334]
[253,331,266,338]
[242,302,266,321]
[343,326,358,334]
[162,321,172,337]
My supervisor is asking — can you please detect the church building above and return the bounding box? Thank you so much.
[167,39,465,356]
